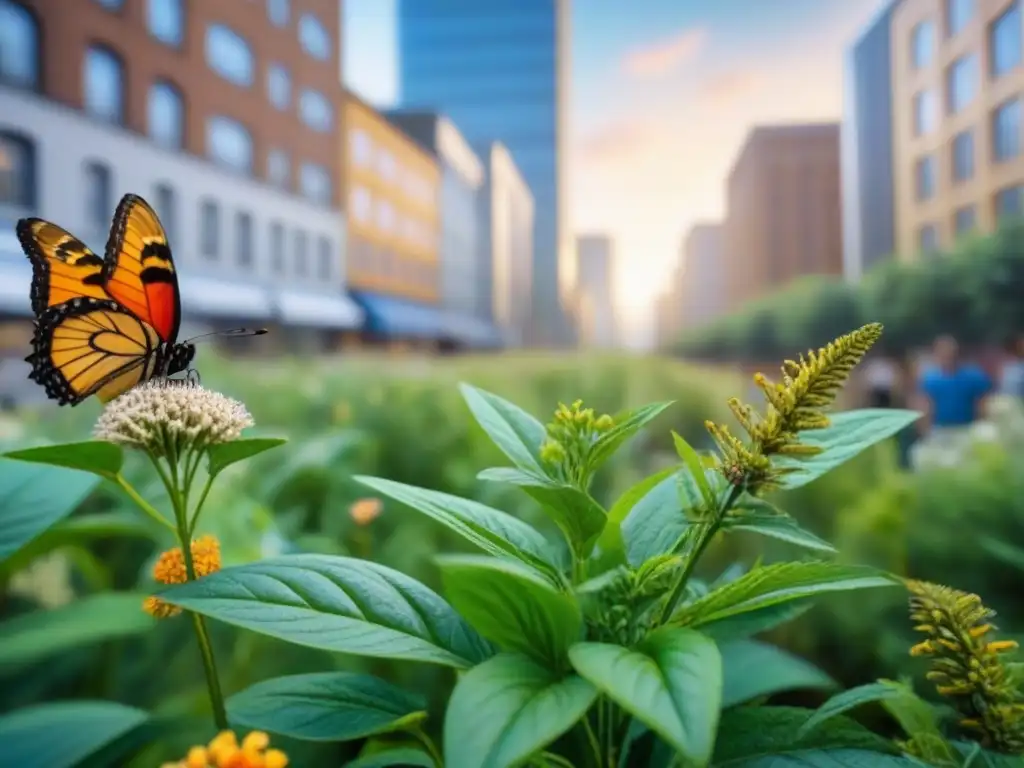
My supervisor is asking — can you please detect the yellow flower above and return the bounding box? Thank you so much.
[349,497,383,526]
[143,535,222,619]
[906,580,1024,754]
[540,399,615,485]
[161,730,288,768]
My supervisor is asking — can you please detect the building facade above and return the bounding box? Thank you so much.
[396,0,573,347]
[723,124,843,310]
[842,1,898,282]
[343,92,447,345]
[680,223,726,330]
[574,235,616,349]
[891,0,1024,260]
[478,142,535,347]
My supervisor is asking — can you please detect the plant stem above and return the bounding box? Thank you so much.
[188,473,216,536]
[411,726,444,768]
[582,715,603,768]
[114,475,176,532]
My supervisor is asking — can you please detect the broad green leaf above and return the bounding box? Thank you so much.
[459,383,547,473]
[797,681,914,738]
[3,441,123,478]
[569,628,721,766]
[477,467,606,555]
[672,562,898,628]
[0,460,102,562]
[160,554,494,669]
[345,748,434,768]
[621,471,692,567]
[712,706,901,767]
[950,742,1024,768]
[698,599,815,643]
[589,401,674,468]
[207,437,287,477]
[438,555,581,667]
[723,513,837,554]
[228,671,425,742]
[0,700,149,768]
[775,409,920,489]
[596,464,680,559]
[0,592,155,673]
[672,431,714,506]
[354,476,559,580]
[979,536,1024,572]
[874,681,958,766]
[715,749,922,767]
[720,640,835,708]
[444,653,598,768]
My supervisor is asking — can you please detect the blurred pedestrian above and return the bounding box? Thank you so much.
[862,353,897,408]
[999,334,1024,399]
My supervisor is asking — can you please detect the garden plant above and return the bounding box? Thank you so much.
[1,323,1023,767]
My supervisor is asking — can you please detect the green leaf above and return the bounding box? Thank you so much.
[345,748,435,768]
[723,513,837,554]
[3,441,123,478]
[712,706,902,767]
[672,431,714,507]
[160,554,494,669]
[354,476,559,580]
[207,437,287,477]
[443,653,598,768]
[0,592,155,673]
[0,700,149,768]
[797,681,906,738]
[672,562,898,628]
[477,467,607,556]
[596,464,681,559]
[228,671,425,742]
[589,401,674,468]
[698,599,816,643]
[459,383,547,473]
[569,628,721,766]
[438,555,581,667]
[775,409,920,490]
[0,459,102,562]
[721,640,835,708]
[621,471,692,567]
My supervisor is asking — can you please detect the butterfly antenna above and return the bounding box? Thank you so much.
[183,327,269,344]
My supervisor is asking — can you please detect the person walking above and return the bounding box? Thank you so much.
[863,353,897,408]
[999,334,1024,399]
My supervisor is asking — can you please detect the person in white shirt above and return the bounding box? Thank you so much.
[863,354,897,408]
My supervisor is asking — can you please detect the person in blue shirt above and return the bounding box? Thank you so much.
[916,335,992,431]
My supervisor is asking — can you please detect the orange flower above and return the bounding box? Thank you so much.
[160,730,287,768]
[349,497,382,526]
[144,535,222,618]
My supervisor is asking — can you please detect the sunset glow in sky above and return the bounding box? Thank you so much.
[344,0,889,345]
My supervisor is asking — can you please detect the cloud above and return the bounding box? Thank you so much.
[576,119,662,164]
[696,70,761,106]
[621,28,708,78]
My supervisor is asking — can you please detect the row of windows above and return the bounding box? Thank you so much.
[910,1,1020,78]
[349,239,438,292]
[349,186,437,249]
[349,130,436,204]
[916,184,1024,252]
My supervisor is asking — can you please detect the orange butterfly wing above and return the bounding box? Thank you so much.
[101,194,182,344]
[17,219,112,313]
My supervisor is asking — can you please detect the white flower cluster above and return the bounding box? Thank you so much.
[94,380,253,454]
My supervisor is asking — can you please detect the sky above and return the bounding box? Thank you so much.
[344,0,889,347]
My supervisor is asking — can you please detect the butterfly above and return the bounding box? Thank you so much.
[16,193,258,407]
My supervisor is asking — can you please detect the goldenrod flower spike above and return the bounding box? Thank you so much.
[906,580,1024,754]
[143,535,222,618]
[163,730,288,768]
[539,398,616,486]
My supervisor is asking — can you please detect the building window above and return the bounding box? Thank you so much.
[84,46,125,124]
[94,0,124,8]
[294,230,308,276]
[915,155,936,201]
[235,211,253,267]
[0,0,40,90]
[206,24,254,87]
[152,182,177,243]
[990,2,1022,78]
[299,162,331,205]
[918,223,940,253]
[997,184,1024,221]
[377,150,397,182]
[270,221,285,273]
[267,0,289,27]
[992,98,1022,162]
[954,205,976,235]
[951,130,974,182]
[83,161,112,240]
[199,199,219,259]
[147,80,184,150]
[351,186,371,221]
[911,19,935,69]
[317,236,332,280]
[350,130,373,166]
[266,63,290,110]
[946,0,973,36]
[267,148,289,188]
[147,0,183,47]
[913,90,937,136]
[299,88,333,132]
[206,115,253,173]
[0,131,35,230]
[946,54,977,113]
[376,200,396,231]
[298,13,330,61]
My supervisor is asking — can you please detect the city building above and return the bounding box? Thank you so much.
[384,111,501,348]
[0,0,360,392]
[396,0,574,347]
[343,91,447,347]
[654,285,682,350]
[575,235,617,349]
[477,141,535,346]
[842,0,898,282]
[680,223,726,329]
[723,124,843,310]
[891,0,1024,259]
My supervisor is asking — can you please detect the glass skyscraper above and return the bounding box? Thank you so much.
[397,0,571,346]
